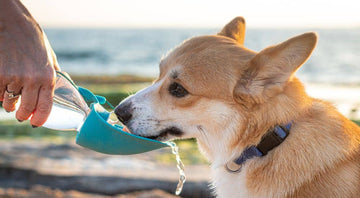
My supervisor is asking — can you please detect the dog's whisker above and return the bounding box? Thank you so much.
[197,125,208,138]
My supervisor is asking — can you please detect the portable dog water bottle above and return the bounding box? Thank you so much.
[42,71,168,154]
[39,72,185,195]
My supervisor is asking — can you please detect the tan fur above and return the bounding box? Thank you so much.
[117,17,360,197]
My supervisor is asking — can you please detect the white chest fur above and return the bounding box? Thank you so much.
[212,166,253,198]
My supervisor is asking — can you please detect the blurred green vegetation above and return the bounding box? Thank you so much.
[73,75,153,106]
[0,120,77,143]
[71,75,153,85]
[94,91,129,107]
[156,139,208,165]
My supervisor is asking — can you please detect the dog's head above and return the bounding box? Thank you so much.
[115,17,317,157]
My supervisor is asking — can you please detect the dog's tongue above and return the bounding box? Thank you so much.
[122,126,131,133]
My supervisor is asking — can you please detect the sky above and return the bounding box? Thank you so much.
[22,0,360,28]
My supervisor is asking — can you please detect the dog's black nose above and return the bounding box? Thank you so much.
[115,102,133,125]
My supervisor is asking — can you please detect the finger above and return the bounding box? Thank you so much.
[15,85,39,121]
[30,85,53,127]
[0,81,5,102]
[2,85,22,112]
[0,88,4,102]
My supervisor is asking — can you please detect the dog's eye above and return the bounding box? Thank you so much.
[169,82,188,98]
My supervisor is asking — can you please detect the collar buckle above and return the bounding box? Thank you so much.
[225,161,243,173]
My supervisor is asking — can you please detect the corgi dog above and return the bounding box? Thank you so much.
[115,17,360,197]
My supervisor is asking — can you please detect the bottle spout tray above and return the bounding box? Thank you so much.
[75,87,168,155]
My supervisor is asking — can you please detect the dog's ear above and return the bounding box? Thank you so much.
[234,32,317,105]
[218,16,246,45]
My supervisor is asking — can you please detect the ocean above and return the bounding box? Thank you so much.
[45,28,360,85]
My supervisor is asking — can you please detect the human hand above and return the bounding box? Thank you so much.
[0,0,60,127]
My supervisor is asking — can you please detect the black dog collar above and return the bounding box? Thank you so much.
[226,122,292,173]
